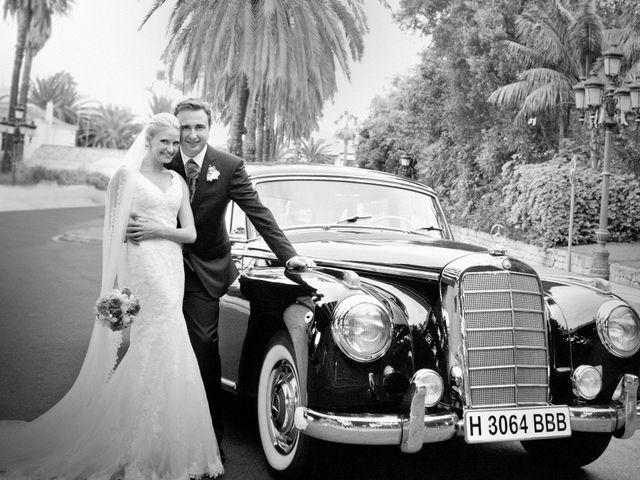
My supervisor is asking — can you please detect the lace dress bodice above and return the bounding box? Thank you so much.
[126,171,186,340]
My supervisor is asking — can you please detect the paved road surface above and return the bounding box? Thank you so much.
[1,207,639,480]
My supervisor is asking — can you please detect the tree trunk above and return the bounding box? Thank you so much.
[19,50,32,108]
[228,74,250,157]
[343,139,349,165]
[255,103,265,162]
[16,42,36,163]
[263,125,273,162]
[558,108,566,147]
[263,107,275,162]
[2,9,31,173]
[244,98,257,162]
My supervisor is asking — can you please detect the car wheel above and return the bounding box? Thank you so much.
[257,330,310,478]
[521,432,612,467]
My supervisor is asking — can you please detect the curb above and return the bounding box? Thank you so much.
[53,230,102,245]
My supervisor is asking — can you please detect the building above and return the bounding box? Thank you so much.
[0,100,78,161]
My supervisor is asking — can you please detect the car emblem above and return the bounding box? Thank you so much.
[502,259,512,270]
[489,224,506,256]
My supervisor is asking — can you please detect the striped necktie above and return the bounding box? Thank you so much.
[185,159,200,201]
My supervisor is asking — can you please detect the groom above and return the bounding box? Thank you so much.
[166,98,314,455]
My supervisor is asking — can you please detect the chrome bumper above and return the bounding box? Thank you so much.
[294,374,640,452]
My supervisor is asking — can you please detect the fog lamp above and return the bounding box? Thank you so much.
[412,369,444,407]
[572,365,602,400]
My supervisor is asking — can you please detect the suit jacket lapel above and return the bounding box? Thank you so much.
[190,146,215,210]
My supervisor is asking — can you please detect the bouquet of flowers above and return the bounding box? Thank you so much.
[94,288,140,331]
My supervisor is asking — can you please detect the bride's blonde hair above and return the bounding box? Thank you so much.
[145,112,180,141]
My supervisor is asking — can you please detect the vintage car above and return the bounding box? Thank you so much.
[218,164,640,477]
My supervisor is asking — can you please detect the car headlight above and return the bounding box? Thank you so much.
[596,300,640,358]
[331,294,393,362]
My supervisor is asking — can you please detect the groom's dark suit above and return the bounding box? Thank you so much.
[167,145,297,443]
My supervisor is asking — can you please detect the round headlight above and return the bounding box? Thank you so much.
[331,294,392,362]
[572,365,602,400]
[596,300,640,358]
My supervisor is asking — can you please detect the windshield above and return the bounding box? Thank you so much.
[254,179,448,238]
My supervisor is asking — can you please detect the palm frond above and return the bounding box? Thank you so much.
[487,81,530,107]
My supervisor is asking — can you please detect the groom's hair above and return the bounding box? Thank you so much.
[174,98,212,127]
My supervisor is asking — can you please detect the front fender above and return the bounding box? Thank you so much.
[238,267,367,398]
[542,276,640,403]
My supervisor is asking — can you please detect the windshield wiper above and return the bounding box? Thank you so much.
[335,215,373,224]
[409,225,444,234]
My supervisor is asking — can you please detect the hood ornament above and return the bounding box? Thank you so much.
[489,224,507,256]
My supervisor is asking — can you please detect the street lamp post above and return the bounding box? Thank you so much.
[573,44,639,279]
[0,106,36,185]
[398,153,413,179]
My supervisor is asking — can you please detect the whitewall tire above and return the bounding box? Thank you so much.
[257,330,310,478]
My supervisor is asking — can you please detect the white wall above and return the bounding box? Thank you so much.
[23,119,77,160]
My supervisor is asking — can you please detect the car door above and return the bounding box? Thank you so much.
[219,202,252,392]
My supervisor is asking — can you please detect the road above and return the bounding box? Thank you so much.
[1,207,639,480]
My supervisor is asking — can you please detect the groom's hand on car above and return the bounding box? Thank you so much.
[285,255,316,270]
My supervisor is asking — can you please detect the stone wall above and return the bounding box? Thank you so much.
[450,225,637,287]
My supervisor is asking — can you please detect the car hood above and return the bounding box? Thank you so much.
[246,228,486,275]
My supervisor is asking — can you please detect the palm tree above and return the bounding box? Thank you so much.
[2,0,70,171]
[82,104,140,150]
[18,6,50,108]
[142,0,373,159]
[147,90,175,116]
[30,71,82,124]
[487,0,602,144]
[334,110,358,166]
[299,138,334,164]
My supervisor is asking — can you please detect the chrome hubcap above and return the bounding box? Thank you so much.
[268,359,299,454]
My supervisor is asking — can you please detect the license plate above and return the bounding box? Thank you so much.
[464,406,571,443]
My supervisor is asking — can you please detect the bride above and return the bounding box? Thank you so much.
[0,113,224,479]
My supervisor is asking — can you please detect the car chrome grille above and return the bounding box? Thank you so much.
[461,271,548,408]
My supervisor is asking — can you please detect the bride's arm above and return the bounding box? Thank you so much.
[126,178,196,244]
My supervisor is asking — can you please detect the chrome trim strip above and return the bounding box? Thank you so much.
[294,407,459,447]
[468,345,547,351]
[470,383,549,390]
[464,308,544,314]
[221,377,237,392]
[466,327,546,332]
[239,251,442,281]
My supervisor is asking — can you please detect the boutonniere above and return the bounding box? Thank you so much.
[206,165,220,182]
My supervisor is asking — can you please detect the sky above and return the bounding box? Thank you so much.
[0,0,427,150]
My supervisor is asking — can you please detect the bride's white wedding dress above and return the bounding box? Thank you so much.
[0,170,223,480]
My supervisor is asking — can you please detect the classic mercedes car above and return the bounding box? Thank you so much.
[217,164,639,477]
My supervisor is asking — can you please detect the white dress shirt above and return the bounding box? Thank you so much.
[180,145,208,169]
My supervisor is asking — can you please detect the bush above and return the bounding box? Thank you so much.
[502,157,640,247]
[0,166,109,190]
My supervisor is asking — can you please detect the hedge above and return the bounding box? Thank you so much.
[502,158,640,247]
[0,166,110,191]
